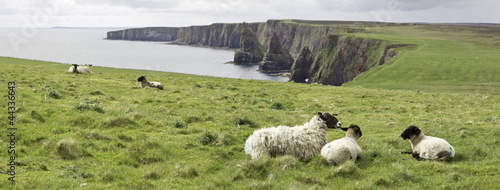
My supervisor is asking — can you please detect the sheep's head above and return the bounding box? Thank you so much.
[318,112,341,129]
[401,125,421,140]
[137,76,146,82]
[341,125,362,137]
[72,64,78,67]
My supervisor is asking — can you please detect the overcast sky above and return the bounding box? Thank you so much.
[1,0,499,28]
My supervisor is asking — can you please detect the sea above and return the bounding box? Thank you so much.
[0,28,288,82]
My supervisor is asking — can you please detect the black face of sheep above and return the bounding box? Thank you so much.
[341,125,362,137]
[318,112,341,129]
[137,76,146,82]
[401,125,421,140]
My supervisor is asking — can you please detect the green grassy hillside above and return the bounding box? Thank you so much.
[0,57,498,189]
[343,25,500,94]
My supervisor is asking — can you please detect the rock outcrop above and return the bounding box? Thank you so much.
[289,34,407,86]
[259,32,294,72]
[289,46,315,83]
[233,23,266,64]
[107,27,179,41]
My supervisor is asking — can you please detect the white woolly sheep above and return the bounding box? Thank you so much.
[321,125,362,165]
[244,112,342,161]
[400,125,455,161]
[68,64,92,74]
[137,76,164,90]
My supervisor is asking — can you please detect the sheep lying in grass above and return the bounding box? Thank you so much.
[244,112,342,161]
[321,125,362,165]
[137,76,164,90]
[68,64,92,74]
[400,125,455,161]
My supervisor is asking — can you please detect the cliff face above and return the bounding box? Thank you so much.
[107,27,179,41]
[259,32,294,72]
[233,23,266,64]
[175,23,264,48]
[289,34,406,86]
[174,20,362,55]
[106,20,408,86]
[106,20,363,54]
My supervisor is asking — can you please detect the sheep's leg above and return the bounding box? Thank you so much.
[412,152,423,161]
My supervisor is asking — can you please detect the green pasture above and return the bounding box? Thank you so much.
[0,55,498,189]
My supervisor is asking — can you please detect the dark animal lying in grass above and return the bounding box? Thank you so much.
[137,76,164,90]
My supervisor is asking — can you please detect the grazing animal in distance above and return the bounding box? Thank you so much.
[244,112,342,161]
[137,76,164,90]
[400,125,455,161]
[68,64,92,74]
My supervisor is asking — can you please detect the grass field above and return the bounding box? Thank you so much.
[343,25,500,95]
[0,55,498,189]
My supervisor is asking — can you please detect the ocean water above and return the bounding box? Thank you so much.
[0,28,288,82]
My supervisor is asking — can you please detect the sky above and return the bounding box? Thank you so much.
[1,0,499,28]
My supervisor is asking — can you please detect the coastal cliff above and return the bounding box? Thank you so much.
[290,34,408,86]
[107,27,179,41]
[106,20,409,86]
[173,20,363,55]
[107,20,364,54]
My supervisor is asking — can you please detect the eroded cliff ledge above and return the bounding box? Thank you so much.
[290,34,411,86]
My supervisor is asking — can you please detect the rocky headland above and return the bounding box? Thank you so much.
[107,20,410,86]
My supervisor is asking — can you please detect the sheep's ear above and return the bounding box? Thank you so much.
[412,126,421,134]
[332,114,338,116]
[340,127,348,131]
[318,112,325,120]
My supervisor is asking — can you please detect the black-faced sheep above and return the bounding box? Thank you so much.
[244,112,342,161]
[400,125,455,161]
[68,64,92,74]
[321,125,362,165]
[137,76,164,90]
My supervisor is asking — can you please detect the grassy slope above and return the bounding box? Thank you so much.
[343,25,500,94]
[0,57,499,189]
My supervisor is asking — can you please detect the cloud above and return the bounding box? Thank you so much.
[0,0,499,27]
[315,0,467,12]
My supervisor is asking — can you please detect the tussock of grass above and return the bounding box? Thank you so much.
[30,110,45,123]
[235,157,272,180]
[90,90,105,95]
[55,139,92,160]
[75,98,105,113]
[198,130,218,145]
[48,89,63,99]
[173,165,199,178]
[233,116,259,128]
[270,101,286,110]
[331,160,358,177]
[172,120,187,128]
[104,116,137,128]
[217,133,236,146]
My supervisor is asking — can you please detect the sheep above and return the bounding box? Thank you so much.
[68,64,92,74]
[321,125,362,165]
[244,112,342,161]
[400,125,455,161]
[137,76,164,90]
